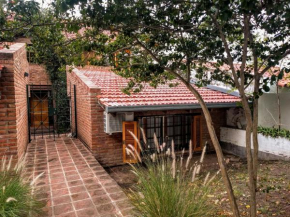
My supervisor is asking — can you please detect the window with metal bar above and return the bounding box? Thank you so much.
[139,116,163,150]
[138,114,194,152]
[166,115,192,151]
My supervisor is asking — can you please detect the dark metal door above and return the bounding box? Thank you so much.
[52,82,71,136]
[27,83,72,141]
[27,85,54,141]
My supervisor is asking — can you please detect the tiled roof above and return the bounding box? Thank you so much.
[203,62,289,88]
[73,66,241,108]
[63,27,88,40]
[63,28,113,40]
[201,61,279,74]
[278,77,290,87]
[264,71,290,88]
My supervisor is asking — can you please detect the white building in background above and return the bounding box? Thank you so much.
[191,62,290,131]
[258,84,290,131]
[192,64,290,130]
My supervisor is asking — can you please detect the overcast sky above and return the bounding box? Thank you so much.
[35,0,52,8]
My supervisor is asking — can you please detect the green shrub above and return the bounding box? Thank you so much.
[127,131,217,217]
[0,157,45,217]
[258,126,290,140]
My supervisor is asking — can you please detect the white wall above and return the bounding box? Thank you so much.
[258,88,290,131]
[220,127,290,160]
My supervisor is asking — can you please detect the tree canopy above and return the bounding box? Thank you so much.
[1,1,290,216]
[56,0,290,94]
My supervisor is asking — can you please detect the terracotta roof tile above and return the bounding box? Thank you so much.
[203,62,288,87]
[63,28,114,40]
[74,67,241,107]
[278,78,290,87]
[264,70,290,88]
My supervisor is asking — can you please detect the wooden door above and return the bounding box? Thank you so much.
[192,116,202,152]
[30,93,49,128]
[122,121,139,163]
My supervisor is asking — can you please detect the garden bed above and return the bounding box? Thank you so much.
[106,153,290,216]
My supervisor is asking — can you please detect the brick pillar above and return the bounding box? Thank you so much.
[0,43,29,159]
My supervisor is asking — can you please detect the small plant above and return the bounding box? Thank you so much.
[126,130,219,217]
[258,126,290,140]
[0,156,45,217]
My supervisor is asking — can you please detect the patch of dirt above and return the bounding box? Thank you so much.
[105,164,138,190]
[212,160,290,216]
[105,153,290,216]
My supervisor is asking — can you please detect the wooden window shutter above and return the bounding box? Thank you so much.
[114,52,119,67]
[193,116,203,152]
[122,121,139,163]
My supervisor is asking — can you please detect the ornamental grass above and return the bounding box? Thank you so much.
[126,130,219,217]
[0,156,45,217]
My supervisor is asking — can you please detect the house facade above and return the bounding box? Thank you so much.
[67,66,240,166]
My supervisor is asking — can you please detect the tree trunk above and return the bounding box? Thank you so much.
[277,83,281,130]
[252,78,259,189]
[180,79,240,217]
[241,96,257,217]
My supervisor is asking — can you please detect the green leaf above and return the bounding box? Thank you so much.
[262,85,270,92]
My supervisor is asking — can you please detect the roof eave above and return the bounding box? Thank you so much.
[206,85,240,97]
[105,102,239,113]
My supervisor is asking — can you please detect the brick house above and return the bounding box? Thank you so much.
[0,43,241,166]
[0,43,51,159]
[67,66,240,166]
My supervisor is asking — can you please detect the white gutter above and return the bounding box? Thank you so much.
[105,102,238,113]
[206,85,240,97]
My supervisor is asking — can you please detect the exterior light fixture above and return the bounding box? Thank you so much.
[0,66,3,99]
[0,65,3,78]
[24,72,29,77]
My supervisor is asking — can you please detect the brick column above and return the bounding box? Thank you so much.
[0,43,29,158]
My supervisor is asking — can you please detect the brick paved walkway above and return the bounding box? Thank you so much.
[24,136,133,217]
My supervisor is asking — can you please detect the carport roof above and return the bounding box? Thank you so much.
[73,66,241,112]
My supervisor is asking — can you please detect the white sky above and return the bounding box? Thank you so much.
[35,0,52,8]
[35,0,81,16]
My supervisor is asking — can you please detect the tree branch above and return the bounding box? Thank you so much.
[240,15,250,88]
[211,14,240,89]
[260,49,290,75]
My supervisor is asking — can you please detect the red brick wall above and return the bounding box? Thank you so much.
[0,61,17,157]
[91,105,123,166]
[0,43,29,158]
[14,45,30,158]
[29,64,51,85]
[67,69,124,166]
[67,70,94,149]
[201,108,227,151]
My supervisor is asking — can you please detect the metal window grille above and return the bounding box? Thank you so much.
[138,114,195,152]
